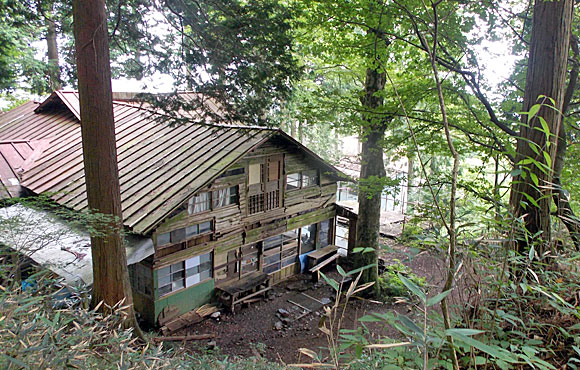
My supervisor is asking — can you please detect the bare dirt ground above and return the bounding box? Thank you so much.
[174,237,447,365]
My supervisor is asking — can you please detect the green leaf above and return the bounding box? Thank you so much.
[511,169,523,178]
[446,328,485,336]
[522,346,537,358]
[398,273,426,303]
[528,245,535,261]
[398,315,425,341]
[448,331,516,362]
[543,151,552,168]
[359,314,383,322]
[518,158,534,165]
[319,271,339,291]
[1,354,30,369]
[336,265,346,277]
[538,116,550,138]
[528,142,540,155]
[530,172,539,187]
[522,192,540,208]
[346,264,376,276]
[426,289,452,307]
[527,103,541,123]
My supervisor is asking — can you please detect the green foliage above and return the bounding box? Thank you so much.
[0,272,281,369]
[141,0,303,126]
[378,261,425,299]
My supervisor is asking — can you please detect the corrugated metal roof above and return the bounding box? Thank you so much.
[1,91,346,235]
[0,92,274,234]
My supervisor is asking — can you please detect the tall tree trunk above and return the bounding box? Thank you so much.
[353,67,386,289]
[72,0,139,331]
[509,0,573,255]
[45,3,61,91]
[552,118,580,249]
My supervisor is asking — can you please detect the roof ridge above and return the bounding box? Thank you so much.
[111,100,276,131]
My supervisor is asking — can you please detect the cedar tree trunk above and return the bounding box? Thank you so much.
[72,0,138,328]
[509,0,573,255]
[352,67,387,289]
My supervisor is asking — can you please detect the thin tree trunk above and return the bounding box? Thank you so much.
[406,155,414,212]
[353,67,387,290]
[427,8,460,370]
[509,0,573,255]
[72,0,140,332]
[45,3,61,91]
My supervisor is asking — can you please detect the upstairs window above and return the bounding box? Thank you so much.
[189,192,210,214]
[302,170,319,187]
[188,186,239,215]
[286,173,301,190]
[156,220,213,247]
[247,155,283,215]
[212,186,238,208]
[286,169,319,190]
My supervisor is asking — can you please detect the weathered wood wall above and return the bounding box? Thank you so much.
[150,135,338,285]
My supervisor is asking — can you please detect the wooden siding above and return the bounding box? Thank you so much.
[151,136,339,291]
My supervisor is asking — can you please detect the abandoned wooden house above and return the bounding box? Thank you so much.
[0,91,357,325]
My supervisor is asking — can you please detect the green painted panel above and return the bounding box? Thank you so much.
[153,275,215,325]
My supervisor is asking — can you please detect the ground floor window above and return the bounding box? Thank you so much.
[263,231,298,274]
[157,252,213,297]
[241,243,259,274]
[318,219,331,248]
[336,217,349,256]
[300,223,317,254]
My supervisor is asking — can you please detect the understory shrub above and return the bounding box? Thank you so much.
[378,260,426,298]
[0,271,280,370]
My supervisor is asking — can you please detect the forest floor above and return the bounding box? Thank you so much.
[173,236,448,364]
